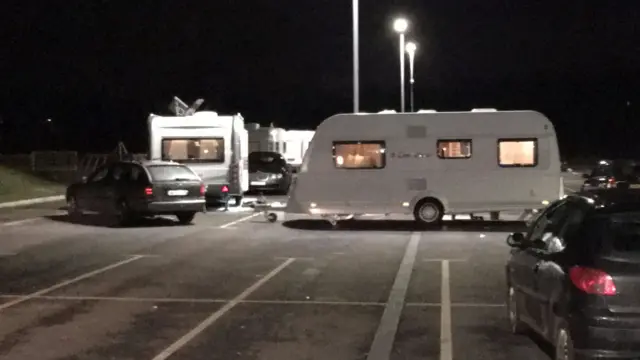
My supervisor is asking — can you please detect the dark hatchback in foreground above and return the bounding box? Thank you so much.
[66,160,206,226]
[506,193,640,359]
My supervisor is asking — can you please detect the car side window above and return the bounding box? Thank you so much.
[526,201,570,249]
[130,165,149,184]
[88,166,109,182]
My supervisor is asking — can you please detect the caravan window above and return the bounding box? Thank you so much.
[161,138,225,163]
[437,139,472,159]
[332,141,386,169]
[498,138,538,167]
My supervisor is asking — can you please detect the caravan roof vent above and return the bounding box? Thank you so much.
[378,110,397,114]
[245,123,261,131]
[471,108,497,112]
[417,109,437,113]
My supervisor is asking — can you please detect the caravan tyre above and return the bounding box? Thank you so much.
[414,199,444,225]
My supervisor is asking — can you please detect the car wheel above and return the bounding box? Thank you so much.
[413,198,444,225]
[507,286,527,334]
[176,212,196,225]
[554,324,575,360]
[113,200,132,227]
[67,196,82,218]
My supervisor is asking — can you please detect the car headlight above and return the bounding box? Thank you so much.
[275,173,283,179]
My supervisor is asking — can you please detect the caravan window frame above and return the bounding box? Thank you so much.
[436,139,473,160]
[497,137,538,168]
[161,137,226,164]
[332,140,386,170]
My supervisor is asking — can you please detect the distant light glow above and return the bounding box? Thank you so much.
[405,41,417,54]
[393,18,408,33]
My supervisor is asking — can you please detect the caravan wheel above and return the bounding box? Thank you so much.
[414,198,444,225]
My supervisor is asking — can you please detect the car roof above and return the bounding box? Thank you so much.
[118,159,184,167]
[571,192,640,214]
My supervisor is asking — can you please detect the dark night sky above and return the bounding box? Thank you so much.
[1,1,639,157]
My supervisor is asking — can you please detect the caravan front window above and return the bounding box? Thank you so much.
[437,139,472,159]
[332,141,386,169]
[161,138,225,163]
[498,138,538,167]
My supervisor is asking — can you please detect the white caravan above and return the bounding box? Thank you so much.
[245,123,315,168]
[148,111,249,204]
[286,110,563,225]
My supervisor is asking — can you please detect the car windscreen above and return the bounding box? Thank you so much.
[147,165,200,182]
[249,153,286,173]
[590,212,640,255]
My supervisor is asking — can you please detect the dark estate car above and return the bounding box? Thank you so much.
[248,151,293,194]
[66,160,206,226]
[580,159,640,193]
[506,192,640,359]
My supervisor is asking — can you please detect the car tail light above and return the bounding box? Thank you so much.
[608,177,617,188]
[221,185,229,193]
[145,187,153,196]
[200,184,206,196]
[569,266,617,296]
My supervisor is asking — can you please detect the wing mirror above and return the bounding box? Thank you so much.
[506,232,526,248]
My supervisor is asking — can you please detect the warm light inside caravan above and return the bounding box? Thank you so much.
[333,142,385,169]
[161,138,225,163]
[498,139,537,166]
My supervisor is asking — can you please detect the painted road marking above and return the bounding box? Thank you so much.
[1,218,42,227]
[218,213,260,228]
[151,257,296,360]
[366,232,421,360]
[440,260,452,360]
[0,255,145,311]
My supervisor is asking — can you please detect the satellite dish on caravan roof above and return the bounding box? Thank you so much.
[417,109,437,113]
[471,108,498,112]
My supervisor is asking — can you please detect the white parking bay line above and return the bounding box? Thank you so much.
[0,255,145,311]
[366,232,421,360]
[218,213,260,228]
[440,260,452,360]
[1,218,42,227]
[151,257,296,360]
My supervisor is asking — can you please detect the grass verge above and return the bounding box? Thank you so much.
[0,165,66,203]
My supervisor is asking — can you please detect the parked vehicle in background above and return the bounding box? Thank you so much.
[248,151,293,194]
[148,111,249,206]
[66,160,206,226]
[580,159,640,192]
[286,110,563,226]
[245,123,314,171]
[506,193,640,359]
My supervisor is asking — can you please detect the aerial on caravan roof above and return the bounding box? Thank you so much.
[148,111,249,206]
[286,110,563,225]
[245,123,315,169]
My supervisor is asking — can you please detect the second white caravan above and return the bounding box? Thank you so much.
[286,110,563,224]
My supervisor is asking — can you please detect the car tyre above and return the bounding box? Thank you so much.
[507,286,527,335]
[67,195,82,219]
[176,212,196,225]
[113,200,133,227]
[554,323,575,360]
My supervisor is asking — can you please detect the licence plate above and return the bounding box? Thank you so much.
[631,184,640,189]
[228,198,237,205]
[167,189,188,196]
[251,181,266,186]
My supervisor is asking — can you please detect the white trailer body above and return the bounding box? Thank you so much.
[286,110,563,223]
[148,111,249,202]
[283,130,315,167]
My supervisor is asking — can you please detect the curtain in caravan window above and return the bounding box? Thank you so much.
[333,141,386,169]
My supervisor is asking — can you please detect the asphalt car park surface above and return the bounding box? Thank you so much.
[0,174,584,360]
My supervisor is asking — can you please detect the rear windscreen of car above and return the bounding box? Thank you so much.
[591,212,640,254]
[147,165,200,182]
[249,153,286,173]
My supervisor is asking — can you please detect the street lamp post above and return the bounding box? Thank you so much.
[405,41,417,112]
[352,0,359,113]
[393,18,408,112]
